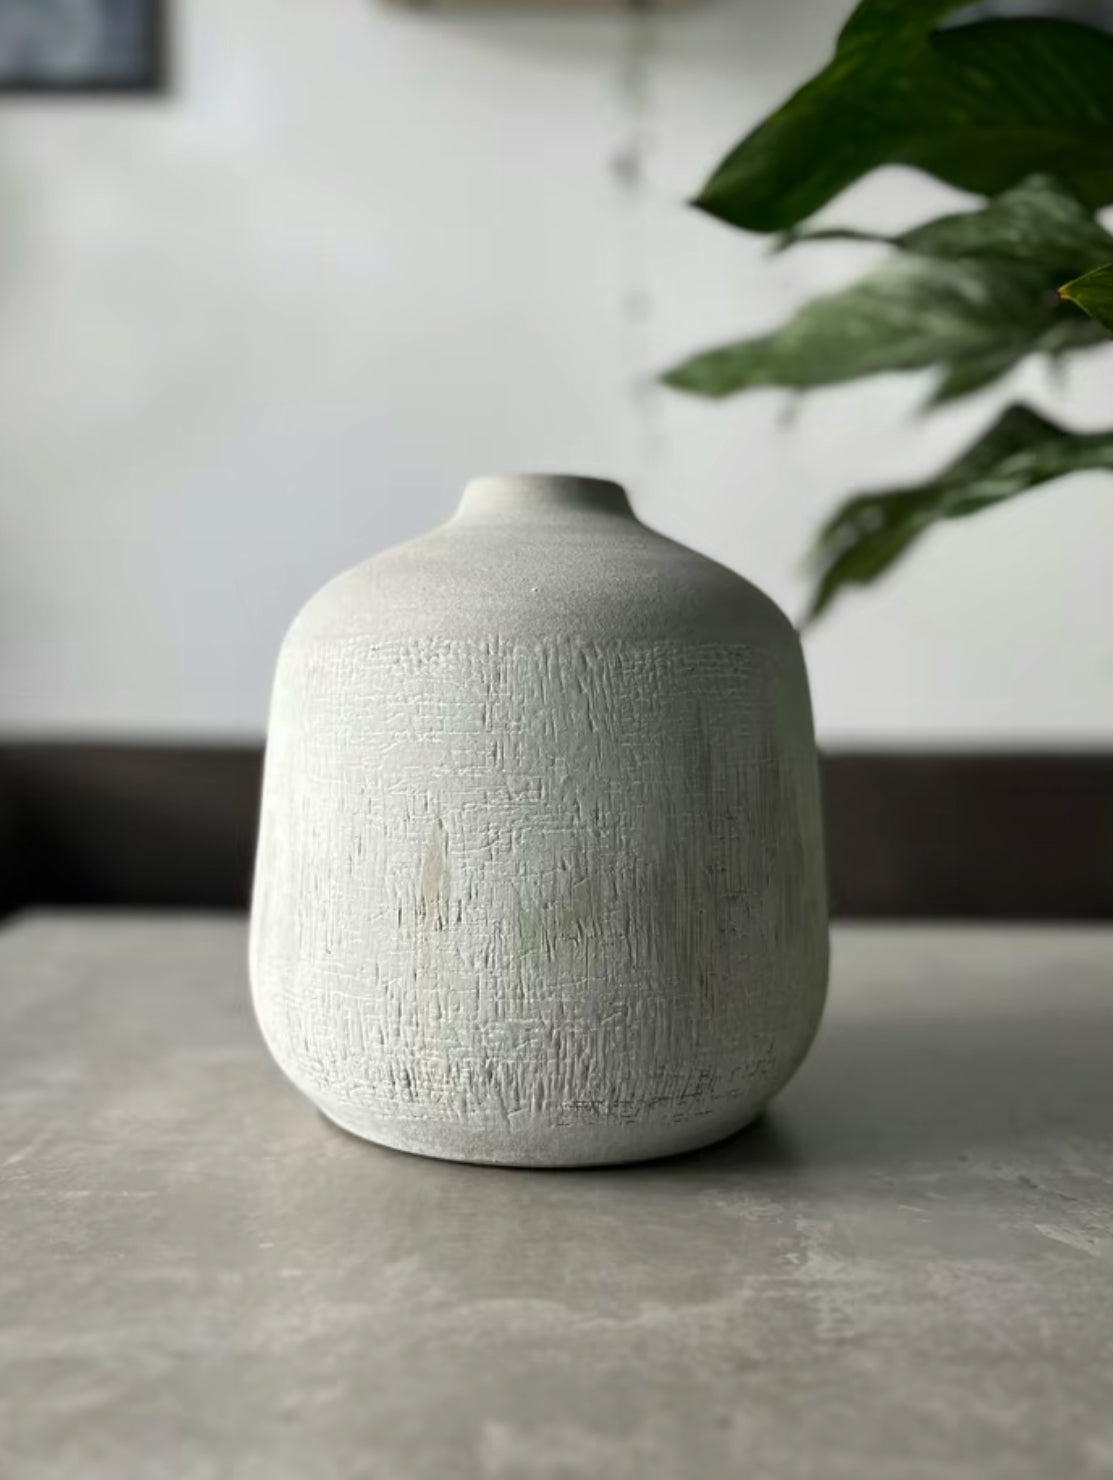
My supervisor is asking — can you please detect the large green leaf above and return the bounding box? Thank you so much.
[662,253,1102,400]
[785,176,1113,279]
[926,346,1031,406]
[806,404,1113,619]
[695,5,1113,232]
[837,0,972,49]
[1059,263,1113,334]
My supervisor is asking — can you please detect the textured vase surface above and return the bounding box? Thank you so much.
[250,474,828,1166]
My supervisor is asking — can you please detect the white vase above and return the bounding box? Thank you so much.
[250,475,828,1166]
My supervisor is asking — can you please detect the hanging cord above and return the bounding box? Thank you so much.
[613,0,666,492]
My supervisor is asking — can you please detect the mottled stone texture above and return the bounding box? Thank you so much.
[250,476,827,1164]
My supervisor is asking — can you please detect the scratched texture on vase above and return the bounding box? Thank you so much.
[250,475,828,1166]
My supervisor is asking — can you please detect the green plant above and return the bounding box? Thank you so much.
[1061,263,1113,332]
[664,0,1113,619]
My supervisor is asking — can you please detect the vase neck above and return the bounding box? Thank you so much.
[455,474,635,523]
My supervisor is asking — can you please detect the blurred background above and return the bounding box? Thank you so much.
[1,0,1111,915]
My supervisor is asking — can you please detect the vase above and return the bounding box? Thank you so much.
[250,474,828,1166]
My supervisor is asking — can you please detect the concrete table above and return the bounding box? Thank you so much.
[1,914,1111,1480]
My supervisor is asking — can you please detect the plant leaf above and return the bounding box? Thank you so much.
[925,346,1028,406]
[662,254,1095,399]
[837,0,973,49]
[900,177,1113,275]
[807,404,1113,619]
[695,9,1113,233]
[1059,263,1113,334]
[787,176,1113,279]
[775,225,892,253]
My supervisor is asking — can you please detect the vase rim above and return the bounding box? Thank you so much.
[457,474,633,519]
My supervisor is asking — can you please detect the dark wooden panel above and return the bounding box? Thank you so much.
[0,744,261,914]
[2,744,1112,919]
[823,753,1113,921]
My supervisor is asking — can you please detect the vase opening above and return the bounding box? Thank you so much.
[457,474,634,521]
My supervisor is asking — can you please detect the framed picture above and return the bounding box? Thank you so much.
[0,0,165,94]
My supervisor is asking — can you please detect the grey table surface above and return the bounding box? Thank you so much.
[1,914,1112,1480]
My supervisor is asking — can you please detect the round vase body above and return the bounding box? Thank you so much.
[250,476,828,1166]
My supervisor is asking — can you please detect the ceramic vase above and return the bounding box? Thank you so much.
[250,474,828,1166]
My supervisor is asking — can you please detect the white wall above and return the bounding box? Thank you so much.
[1,0,1111,743]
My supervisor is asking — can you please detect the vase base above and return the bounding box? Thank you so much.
[311,1095,762,1169]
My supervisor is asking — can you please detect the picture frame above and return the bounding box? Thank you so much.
[0,0,166,95]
